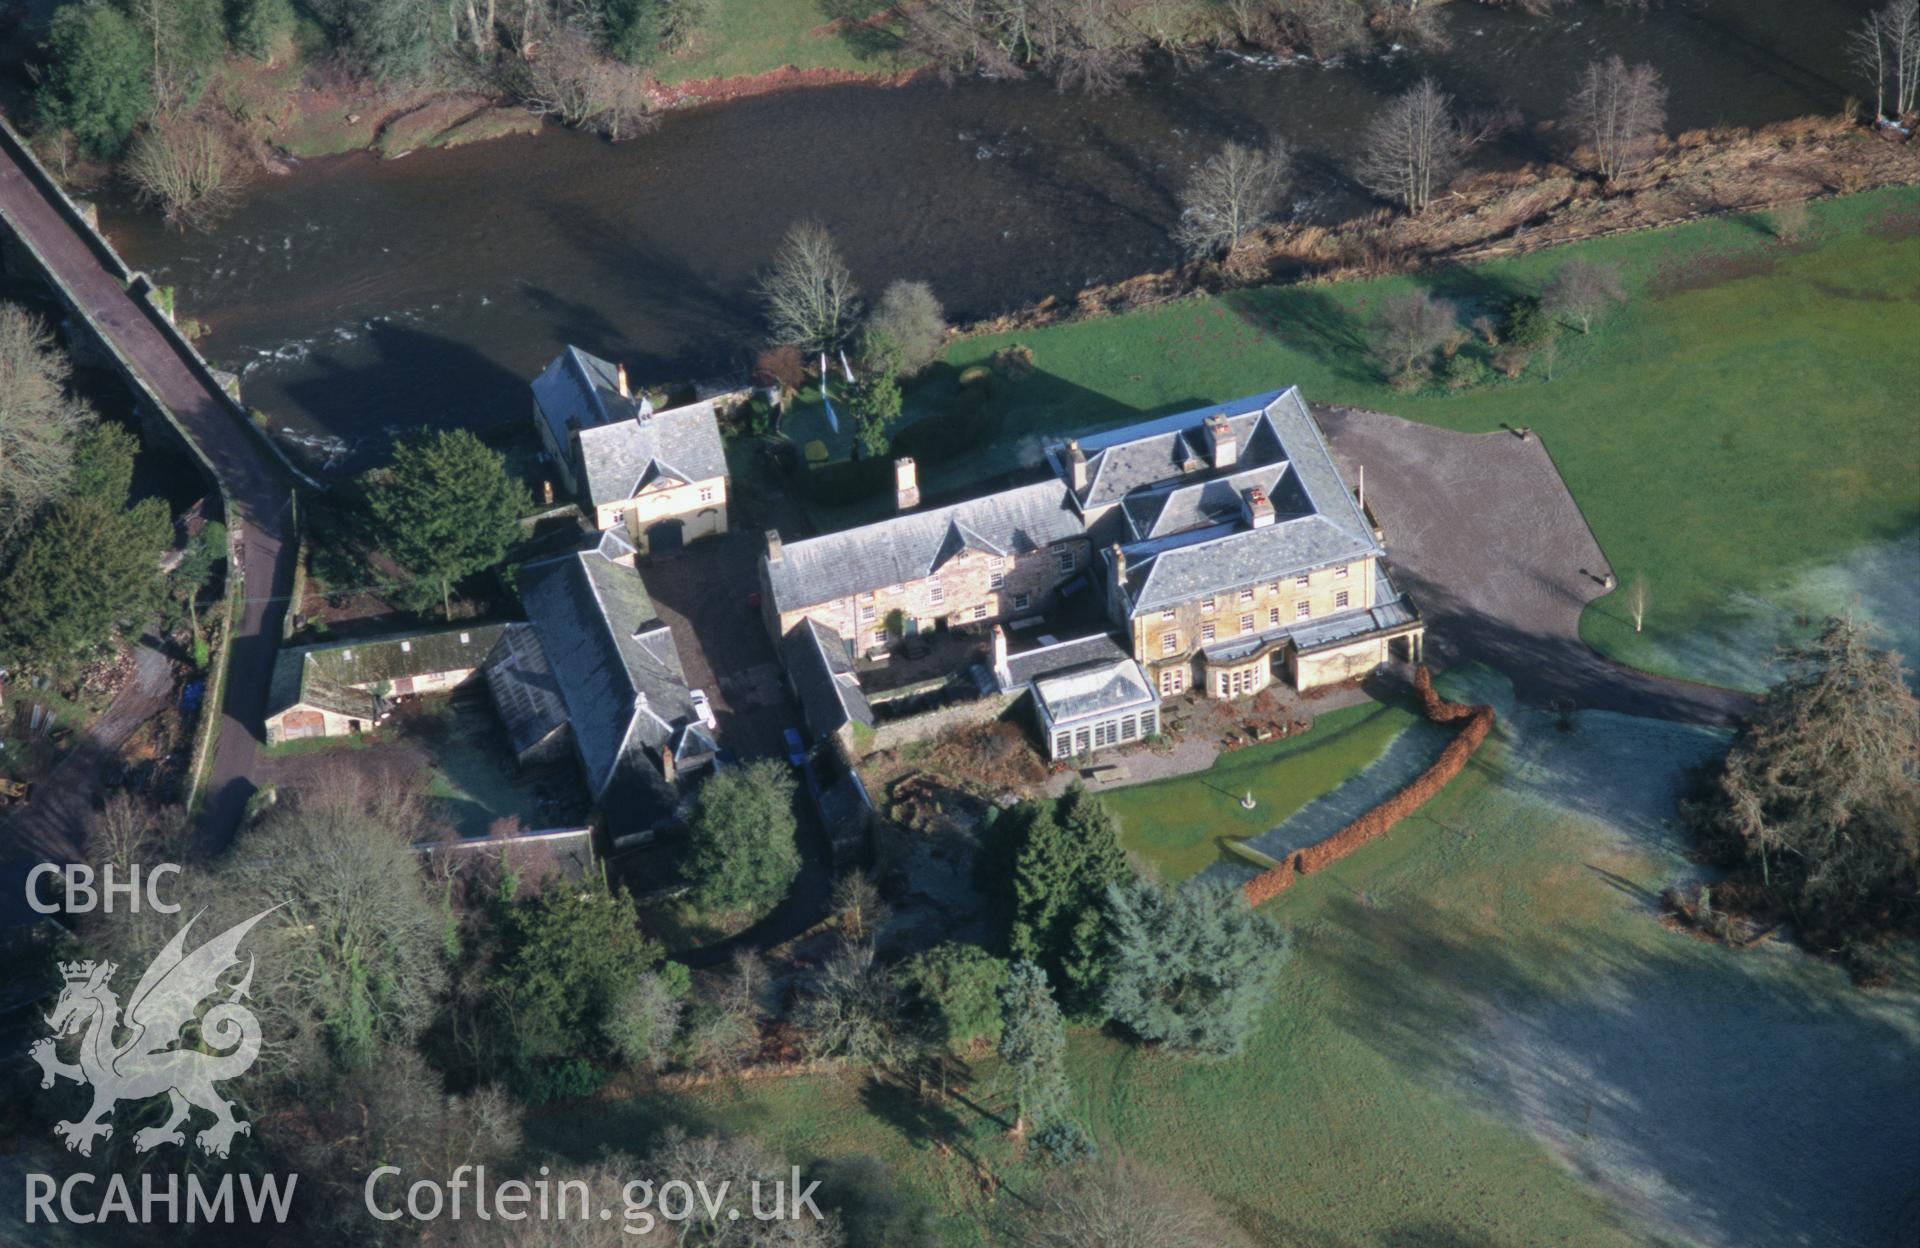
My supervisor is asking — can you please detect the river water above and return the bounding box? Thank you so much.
[100,0,1862,464]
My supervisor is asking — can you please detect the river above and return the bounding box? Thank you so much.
[100,0,1863,467]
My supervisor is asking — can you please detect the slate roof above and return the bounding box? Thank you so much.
[1051,392,1288,510]
[1119,461,1303,541]
[998,632,1133,692]
[517,545,699,796]
[1104,388,1382,617]
[482,623,570,756]
[532,346,727,508]
[532,346,640,446]
[1032,657,1157,727]
[577,399,727,508]
[268,624,509,720]
[781,618,874,740]
[764,479,1083,615]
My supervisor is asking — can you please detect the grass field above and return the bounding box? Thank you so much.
[529,670,1919,1245]
[1104,698,1419,883]
[896,187,1920,688]
[653,0,907,84]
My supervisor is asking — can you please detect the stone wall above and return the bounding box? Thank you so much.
[860,689,1024,756]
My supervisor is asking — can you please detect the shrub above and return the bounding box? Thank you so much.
[1444,353,1488,391]
[803,440,830,464]
[898,942,1009,1055]
[1492,348,1532,379]
[1504,298,1557,348]
[1035,1119,1097,1165]
[991,343,1035,381]
[513,1057,607,1103]
[958,364,993,387]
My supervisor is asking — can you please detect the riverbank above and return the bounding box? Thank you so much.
[961,114,1920,338]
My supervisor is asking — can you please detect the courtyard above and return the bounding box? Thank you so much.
[256,691,588,838]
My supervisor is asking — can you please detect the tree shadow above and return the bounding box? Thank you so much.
[816,0,905,64]
[1305,890,1920,1248]
[279,321,531,474]
[1224,285,1376,385]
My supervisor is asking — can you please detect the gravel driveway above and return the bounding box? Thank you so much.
[1318,406,1751,726]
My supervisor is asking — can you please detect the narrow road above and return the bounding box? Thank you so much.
[0,132,295,853]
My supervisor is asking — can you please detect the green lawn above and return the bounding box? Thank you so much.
[895,187,1920,688]
[1104,698,1419,883]
[653,0,908,84]
[524,671,1920,1246]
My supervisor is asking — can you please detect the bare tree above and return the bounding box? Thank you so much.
[1541,258,1627,334]
[759,219,862,353]
[864,280,947,375]
[1849,0,1920,120]
[793,940,905,1067]
[0,305,93,537]
[1003,1154,1255,1247]
[1356,77,1467,213]
[1369,288,1458,380]
[1172,139,1292,262]
[514,28,657,141]
[1565,56,1667,180]
[1625,572,1648,634]
[220,775,449,1078]
[124,114,246,231]
[681,947,773,1074]
[830,869,891,943]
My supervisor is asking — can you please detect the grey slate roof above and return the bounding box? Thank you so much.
[764,479,1083,615]
[1053,392,1287,510]
[532,346,727,508]
[532,346,640,447]
[268,624,509,720]
[998,632,1133,691]
[1032,657,1157,727]
[782,618,874,740]
[517,545,699,796]
[482,623,570,756]
[577,399,727,508]
[1106,388,1382,617]
[1120,461,1301,541]
[1118,516,1377,617]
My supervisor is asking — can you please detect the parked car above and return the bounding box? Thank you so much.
[783,727,807,767]
[689,688,717,730]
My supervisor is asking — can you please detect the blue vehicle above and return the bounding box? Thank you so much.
[783,727,807,767]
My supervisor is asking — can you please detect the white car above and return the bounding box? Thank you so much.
[689,688,717,730]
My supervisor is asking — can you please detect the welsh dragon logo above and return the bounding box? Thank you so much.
[28,907,275,1160]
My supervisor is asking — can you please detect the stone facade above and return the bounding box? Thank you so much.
[768,538,1091,656]
[594,476,729,553]
[1124,554,1380,697]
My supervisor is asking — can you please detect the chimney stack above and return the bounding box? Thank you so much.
[1109,543,1127,591]
[765,529,783,565]
[616,363,630,399]
[1204,413,1237,470]
[1066,440,1088,492]
[1242,485,1275,529]
[992,625,1010,684]
[894,456,920,511]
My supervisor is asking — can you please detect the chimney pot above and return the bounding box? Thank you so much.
[894,457,920,511]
